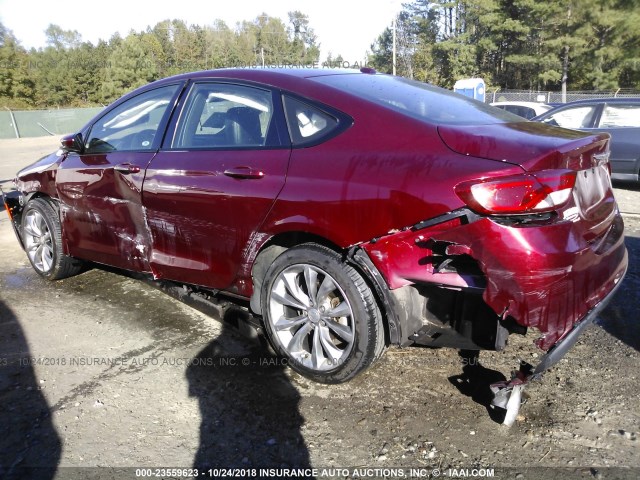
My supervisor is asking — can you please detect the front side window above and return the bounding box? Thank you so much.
[598,104,640,128]
[85,85,178,154]
[173,83,274,149]
[539,105,598,129]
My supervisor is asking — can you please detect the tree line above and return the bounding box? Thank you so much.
[2,2,640,109]
[369,0,640,92]
[0,13,322,109]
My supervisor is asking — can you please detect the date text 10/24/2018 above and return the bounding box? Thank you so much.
[134,467,496,478]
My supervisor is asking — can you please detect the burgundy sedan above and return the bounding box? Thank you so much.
[3,69,627,420]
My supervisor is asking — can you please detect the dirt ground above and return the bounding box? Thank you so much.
[0,137,638,480]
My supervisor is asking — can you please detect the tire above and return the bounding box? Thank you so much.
[21,197,83,280]
[261,243,385,383]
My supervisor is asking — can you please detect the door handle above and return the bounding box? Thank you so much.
[223,166,264,179]
[114,163,141,174]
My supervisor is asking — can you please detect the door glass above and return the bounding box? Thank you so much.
[283,96,339,145]
[173,83,274,149]
[85,85,179,154]
[540,105,598,129]
[598,104,640,128]
[502,105,536,119]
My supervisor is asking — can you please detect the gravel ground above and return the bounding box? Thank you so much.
[0,137,638,480]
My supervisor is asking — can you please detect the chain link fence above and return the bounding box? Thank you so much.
[3,90,640,139]
[0,107,104,139]
[487,89,640,104]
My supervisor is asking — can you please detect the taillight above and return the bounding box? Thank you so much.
[455,170,577,215]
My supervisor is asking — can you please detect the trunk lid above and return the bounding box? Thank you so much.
[437,121,610,172]
[439,121,616,237]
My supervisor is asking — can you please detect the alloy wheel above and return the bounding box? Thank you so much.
[23,209,54,273]
[268,264,355,371]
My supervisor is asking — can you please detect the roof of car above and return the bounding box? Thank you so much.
[158,67,374,85]
[490,101,550,107]
[555,97,640,106]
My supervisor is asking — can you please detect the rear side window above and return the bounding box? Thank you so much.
[598,104,640,128]
[283,96,340,146]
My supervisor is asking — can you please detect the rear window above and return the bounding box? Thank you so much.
[312,74,523,125]
[598,104,640,128]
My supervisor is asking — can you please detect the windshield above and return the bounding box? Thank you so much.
[313,74,524,126]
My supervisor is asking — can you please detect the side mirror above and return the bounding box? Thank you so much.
[60,133,83,153]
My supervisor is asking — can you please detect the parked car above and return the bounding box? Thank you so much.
[3,69,627,423]
[532,98,640,181]
[490,101,552,119]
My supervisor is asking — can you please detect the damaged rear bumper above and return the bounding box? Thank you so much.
[491,263,626,425]
[356,204,628,424]
[360,207,628,350]
[529,261,625,379]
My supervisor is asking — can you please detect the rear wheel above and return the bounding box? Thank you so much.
[22,198,83,280]
[261,244,385,383]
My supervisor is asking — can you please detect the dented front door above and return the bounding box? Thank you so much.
[56,84,181,271]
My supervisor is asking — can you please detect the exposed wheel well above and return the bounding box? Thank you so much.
[249,232,342,315]
[260,231,342,252]
[249,231,393,346]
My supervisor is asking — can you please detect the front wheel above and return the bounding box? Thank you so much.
[261,244,385,383]
[21,197,83,280]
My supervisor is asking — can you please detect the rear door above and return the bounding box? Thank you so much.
[56,84,181,271]
[143,81,290,290]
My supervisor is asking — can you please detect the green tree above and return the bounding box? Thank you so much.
[287,11,320,63]
[44,24,82,50]
[370,0,640,91]
[203,20,241,68]
[0,23,35,107]
[575,0,640,90]
[102,33,160,102]
[31,25,103,107]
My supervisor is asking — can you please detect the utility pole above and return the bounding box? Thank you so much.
[392,16,396,76]
[561,5,572,103]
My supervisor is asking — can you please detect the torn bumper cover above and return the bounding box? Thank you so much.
[360,206,628,424]
[491,269,626,425]
[1,189,25,249]
[362,207,628,350]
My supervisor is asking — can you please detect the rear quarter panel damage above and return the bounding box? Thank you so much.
[363,212,628,350]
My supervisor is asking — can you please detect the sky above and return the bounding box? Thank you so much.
[0,0,401,63]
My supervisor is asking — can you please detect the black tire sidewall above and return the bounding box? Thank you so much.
[21,198,63,279]
[261,244,381,384]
